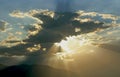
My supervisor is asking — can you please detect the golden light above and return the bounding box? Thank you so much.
[45,33,110,71]
[55,36,90,52]
[52,35,91,61]
[46,33,102,67]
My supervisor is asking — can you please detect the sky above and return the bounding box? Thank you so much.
[0,0,120,76]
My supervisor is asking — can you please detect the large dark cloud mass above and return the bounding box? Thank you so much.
[25,12,106,44]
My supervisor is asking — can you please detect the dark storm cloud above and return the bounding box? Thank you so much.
[24,10,110,44]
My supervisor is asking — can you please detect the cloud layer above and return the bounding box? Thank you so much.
[0,9,120,66]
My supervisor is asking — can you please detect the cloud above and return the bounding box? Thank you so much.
[99,13,118,20]
[0,20,8,32]
[99,43,120,53]
[2,9,120,50]
[27,23,43,36]
[0,9,120,65]
[0,53,26,65]
[9,9,46,24]
[26,44,41,52]
[25,10,112,44]
[9,10,26,18]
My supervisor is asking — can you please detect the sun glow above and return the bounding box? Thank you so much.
[53,35,92,60]
[49,32,104,62]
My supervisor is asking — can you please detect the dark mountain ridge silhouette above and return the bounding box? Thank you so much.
[0,64,79,77]
[0,64,7,70]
